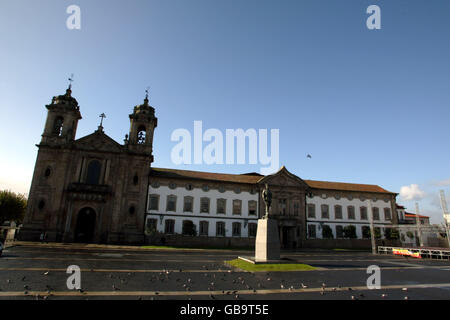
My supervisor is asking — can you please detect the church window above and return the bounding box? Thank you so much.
[279,199,287,215]
[129,206,135,215]
[148,194,159,211]
[137,126,146,144]
[133,174,139,186]
[44,167,52,178]
[38,200,45,210]
[86,160,102,185]
[200,197,210,213]
[166,195,177,212]
[53,116,64,136]
[293,201,300,216]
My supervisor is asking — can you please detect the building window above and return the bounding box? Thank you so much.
[199,221,209,236]
[360,206,368,220]
[248,223,257,237]
[248,201,257,216]
[233,200,242,215]
[166,195,177,212]
[86,160,102,185]
[165,219,175,234]
[182,220,196,236]
[137,126,146,144]
[308,225,316,238]
[146,218,157,234]
[321,204,329,219]
[372,207,380,221]
[148,194,159,211]
[38,200,46,211]
[234,187,241,194]
[232,222,241,237]
[44,167,52,178]
[384,208,392,220]
[362,226,370,239]
[168,182,177,189]
[218,186,226,193]
[335,205,343,219]
[217,199,226,214]
[279,199,287,215]
[129,206,136,215]
[133,174,139,186]
[185,183,193,191]
[202,184,210,192]
[200,197,210,213]
[183,196,193,213]
[216,222,225,237]
[53,116,64,136]
[347,206,355,220]
[336,225,344,238]
[293,201,300,216]
[307,204,316,218]
[151,181,160,188]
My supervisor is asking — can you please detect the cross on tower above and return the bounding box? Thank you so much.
[99,113,106,127]
[68,74,74,89]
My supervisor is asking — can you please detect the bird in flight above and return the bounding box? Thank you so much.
[307,154,312,159]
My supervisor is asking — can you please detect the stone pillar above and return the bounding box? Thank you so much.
[255,219,280,262]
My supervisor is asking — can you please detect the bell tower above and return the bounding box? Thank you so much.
[41,83,82,145]
[127,90,158,159]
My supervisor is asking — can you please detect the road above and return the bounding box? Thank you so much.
[1,242,450,300]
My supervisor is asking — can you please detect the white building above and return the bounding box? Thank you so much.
[144,167,399,248]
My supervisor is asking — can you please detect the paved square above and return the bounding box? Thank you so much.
[1,242,450,300]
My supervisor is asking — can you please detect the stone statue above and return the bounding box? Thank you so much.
[262,183,272,219]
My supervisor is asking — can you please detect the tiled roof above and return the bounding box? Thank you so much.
[150,168,262,184]
[150,167,395,194]
[305,180,395,194]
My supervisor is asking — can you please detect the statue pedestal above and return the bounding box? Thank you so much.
[254,219,280,262]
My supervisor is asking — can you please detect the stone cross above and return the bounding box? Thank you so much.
[99,113,106,127]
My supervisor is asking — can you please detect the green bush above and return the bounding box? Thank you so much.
[343,225,357,239]
[322,225,333,239]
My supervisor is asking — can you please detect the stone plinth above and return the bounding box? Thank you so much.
[255,219,280,262]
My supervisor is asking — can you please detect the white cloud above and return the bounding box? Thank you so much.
[400,184,426,201]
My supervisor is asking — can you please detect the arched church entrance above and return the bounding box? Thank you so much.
[74,207,96,243]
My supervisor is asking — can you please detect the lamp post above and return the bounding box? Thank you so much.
[368,200,377,255]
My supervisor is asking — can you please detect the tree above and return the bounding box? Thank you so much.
[322,225,333,239]
[385,228,399,240]
[0,190,27,225]
[182,220,197,236]
[343,225,357,239]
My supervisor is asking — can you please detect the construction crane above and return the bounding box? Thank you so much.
[439,190,450,247]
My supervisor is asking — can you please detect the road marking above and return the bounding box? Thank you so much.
[0,267,229,273]
[1,257,217,263]
[2,282,450,297]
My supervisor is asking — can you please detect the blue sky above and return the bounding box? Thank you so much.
[1,0,449,223]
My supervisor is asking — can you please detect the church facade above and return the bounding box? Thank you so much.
[20,86,400,248]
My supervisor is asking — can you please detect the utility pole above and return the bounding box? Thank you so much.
[368,200,377,254]
[415,202,424,247]
[439,190,450,248]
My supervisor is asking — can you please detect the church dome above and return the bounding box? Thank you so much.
[51,87,79,109]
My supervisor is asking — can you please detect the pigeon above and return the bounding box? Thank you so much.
[43,271,49,275]
[307,154,312,159]
[301,283,308,289]
[402,288,408,292]
[404,296,409,300]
